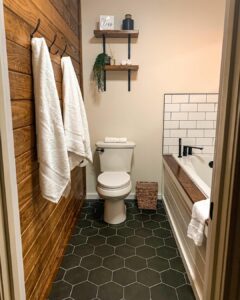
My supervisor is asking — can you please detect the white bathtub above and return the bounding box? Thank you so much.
[173,154,213,198]
[163,154,214,300]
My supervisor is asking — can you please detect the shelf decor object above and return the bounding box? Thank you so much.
[93,53,111,92]
[122,14,134,30]
[99,15,114,30]
[93,29,139,91]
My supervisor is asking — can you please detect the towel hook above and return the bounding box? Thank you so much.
[61,44,68,58]
[48,34,59,55]
[30,18,41,38]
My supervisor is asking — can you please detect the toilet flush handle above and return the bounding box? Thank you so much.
[96,148,104,153]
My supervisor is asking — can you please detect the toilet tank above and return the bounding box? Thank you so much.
[96,141,136,172]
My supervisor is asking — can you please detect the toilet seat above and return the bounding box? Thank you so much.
[97,172,130,190]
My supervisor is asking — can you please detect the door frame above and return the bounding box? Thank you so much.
[204,0,240,299]
[0,1,26,299]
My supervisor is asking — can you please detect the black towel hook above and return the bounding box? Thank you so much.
[48,34,59,55]
[61,44,68,58]
[30,18,41,38]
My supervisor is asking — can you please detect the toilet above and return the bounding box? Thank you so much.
[96,141,135,224]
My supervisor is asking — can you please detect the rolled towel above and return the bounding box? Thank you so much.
[187,198,210,246]
[104,137,127,143]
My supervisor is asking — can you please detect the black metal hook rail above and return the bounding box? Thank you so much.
[30,18,68,57]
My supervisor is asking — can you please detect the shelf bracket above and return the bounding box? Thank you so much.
[128,34,131,91]
[128,34,131,59]
[103,35,106,91]
[128,70,131,92]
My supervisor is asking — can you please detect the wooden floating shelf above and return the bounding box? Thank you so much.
[94,30,139,38]
[104,65,139,71]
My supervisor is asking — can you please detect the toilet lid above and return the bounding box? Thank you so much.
[98,172,130,189]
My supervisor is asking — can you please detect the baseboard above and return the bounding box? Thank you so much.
[86,193,162,200]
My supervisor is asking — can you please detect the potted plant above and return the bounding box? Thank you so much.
[93,53,110,92]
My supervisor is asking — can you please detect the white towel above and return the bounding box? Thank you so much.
[61,57,92,170]
[104,137,127,143]
[31,38,70,203]
[187,198,210,246]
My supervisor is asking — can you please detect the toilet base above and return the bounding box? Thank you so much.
[104,198,126,224]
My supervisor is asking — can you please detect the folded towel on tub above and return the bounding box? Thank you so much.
[31,37,70,203]
[187,198,210,246]
[61,56,92,170]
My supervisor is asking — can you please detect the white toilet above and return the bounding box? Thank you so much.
[96,141,135,224]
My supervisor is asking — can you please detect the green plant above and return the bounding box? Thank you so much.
[93,53,110,91]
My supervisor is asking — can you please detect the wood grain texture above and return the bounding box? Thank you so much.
[163,155,207,202]
[3,1,85,299]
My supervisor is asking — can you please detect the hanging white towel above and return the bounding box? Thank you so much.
[31,37,70,203]
[61,56,92,170]
[187,198,210,246]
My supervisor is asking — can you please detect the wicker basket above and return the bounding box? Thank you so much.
[136,181,158,210]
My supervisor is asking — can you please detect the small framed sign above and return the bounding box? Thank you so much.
[99,15,114,30]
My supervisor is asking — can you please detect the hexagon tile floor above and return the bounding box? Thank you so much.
[48,200,196,300]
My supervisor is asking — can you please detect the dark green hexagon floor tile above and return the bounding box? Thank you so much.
[154,228,171,238]
[165,236,178,248]
[49,200,195,300]
[125,282,150,300]
[156,246,178,259]
[48,280,71,299]
[135,228,152,238]
[177,284,195,300]
[64,266,88,285]
[161,269,186,287]
[98,282,123,300]
[126,235,144,247]
[126,220,142,229]
[103,255,124,270]
[107,235,125,246]
[151,283,178,300]
[135,213,150,221]
[115,244,135,258]
[95,244,114,257]
[89,267,112,285]
[145,236,164,248]
[125,255,147,271]
[61,254,81,270]
[143,220,159,229]
[117,227,134,237]
[136,245,155,258]
[170,256,186,273]
[69,234,87,246]
[113,268,136,286]
[137,268,160,287]
[74,244,94,257]
[71,281,97,300]
[81,227,98,236]
[148,256,169,272]
[81,255,102,270]
[99,227,116,237]
[87,235,106,246]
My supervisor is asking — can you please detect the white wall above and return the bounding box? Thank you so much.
[81,0,225,198]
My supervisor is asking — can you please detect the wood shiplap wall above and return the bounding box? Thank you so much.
[3,0,85,299]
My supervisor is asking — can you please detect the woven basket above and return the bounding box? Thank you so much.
[136,181,158,210]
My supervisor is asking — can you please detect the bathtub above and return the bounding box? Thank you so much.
[172,154,213,197]
[163,154,213,300]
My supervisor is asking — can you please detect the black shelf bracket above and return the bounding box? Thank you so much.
[128,34,131,92]
[103,35,106,91]
[101,32,134,92]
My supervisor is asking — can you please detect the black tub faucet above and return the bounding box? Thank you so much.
[183,145,204,156]
[178,138,182,158]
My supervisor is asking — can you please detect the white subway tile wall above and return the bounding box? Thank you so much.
[163,93,218,155]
